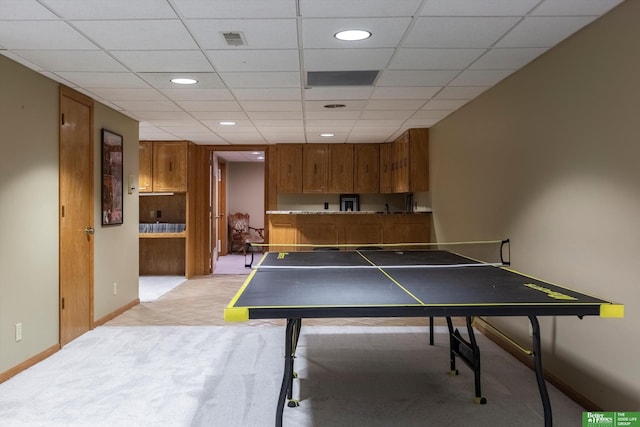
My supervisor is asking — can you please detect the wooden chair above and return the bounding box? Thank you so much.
[228,212,264,255]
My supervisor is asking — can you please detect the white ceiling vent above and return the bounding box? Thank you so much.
[221,32,246,47]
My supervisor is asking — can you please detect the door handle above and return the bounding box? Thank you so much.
[85,227,95,235]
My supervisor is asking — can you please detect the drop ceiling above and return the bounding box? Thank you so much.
[0,0,623,145]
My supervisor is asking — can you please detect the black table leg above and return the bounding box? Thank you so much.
[529,316,552,427]
[429,316,434,345]
[276,318,301,427]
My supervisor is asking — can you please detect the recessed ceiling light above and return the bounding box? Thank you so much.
[219,121,236,126]
[170,77,198,85]
[324,104,346,109]
[334,29,371,41]
[320,133,335,137]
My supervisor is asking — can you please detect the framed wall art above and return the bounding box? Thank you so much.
[101,129,124,225]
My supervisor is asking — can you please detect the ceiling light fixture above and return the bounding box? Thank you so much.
[324,104,346,109]
[334,29,371,41]
[320,133,335,137]
[170,77,198,85]
[219,121,236,126]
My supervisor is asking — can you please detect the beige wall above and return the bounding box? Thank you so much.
[0,55,139,375]
[430,1,639,410]
[227,162,265,229]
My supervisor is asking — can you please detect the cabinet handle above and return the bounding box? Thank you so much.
[288,164,291,173]
[314,164,317,173]
[169,161,173,172]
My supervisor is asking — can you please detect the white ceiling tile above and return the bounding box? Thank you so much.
[305,120,357,128]
[306,134,348,143]
[138,72,225,89]
[401,119,440,128]
[200,119,253,128]
[422,99,469,110]
[139,127,181,140]
[347,133,394,143]
[411,110,454,120]
[72,20,198,50]
[0,21,98,49]
[160,88,235,101]
[111,51,213,72]
[435,86,489,100]
[0,0,59,19]
[531,0,623,16]
[304,87,374,101]
[232,88,302,101]
[404,17,520,48]
[173,0,296,18]
[194,112,250,121]
[175,100,242,112]
[352,120,405,129]
[247,111,303,120]
[370,86,441,100]
[420,0,540,16]
[54,72,149,88]
[89,88,167,101]
[303,48,394,71]
[470,48,548,69]
[41,0,178,19]
[377,70,459,86]
[253,120,304,128]
[302,18,412,49]
[449,69,514,86]
[496,16,596,48]
[186,19,298,49]
[389,48,486,70]
[134,111,194,120]
[305,111,361,120]
[360,110,414,120]
[365,100,426,111]
[13,50,126,72]
[217,132,266,144]
[239,101,302,111]
[207,50,299,72]
[300,0,421,17]
[113,100,181,112]
[220,72,300,89]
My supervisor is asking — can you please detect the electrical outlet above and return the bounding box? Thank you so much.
[113,282,117,296]
[15,323,22,341]
[149,210,155,218]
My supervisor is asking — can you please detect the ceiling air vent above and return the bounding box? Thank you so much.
[221,32,246,46]
[307,70,379,87]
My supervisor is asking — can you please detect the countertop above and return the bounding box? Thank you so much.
[266,210,432,214]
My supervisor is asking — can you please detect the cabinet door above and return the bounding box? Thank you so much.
[382,214,431,247]
[303,144,328,193]
[138,141,153,193]
[328,144,353,193]
[379,143,392,193]
[408,128,429,192]
[268,214,297,252]
[354,144,379,193]
[278,144,303,193]
[153,142,188,192]
[297,215,338,246]
[394,134,410,193]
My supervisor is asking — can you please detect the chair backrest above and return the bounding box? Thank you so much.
[228,212,250,233]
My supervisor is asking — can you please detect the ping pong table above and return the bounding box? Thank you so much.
[225,245,623,427]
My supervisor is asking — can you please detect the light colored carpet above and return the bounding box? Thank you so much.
[0,325,584,427]
[138,276,186,302]
[213,254,253,275]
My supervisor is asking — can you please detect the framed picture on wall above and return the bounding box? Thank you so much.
[101,129,123,225]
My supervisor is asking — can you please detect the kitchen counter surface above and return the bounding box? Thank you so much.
[266,210,432,214]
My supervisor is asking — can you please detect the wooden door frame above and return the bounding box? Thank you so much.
[58,85,95,344]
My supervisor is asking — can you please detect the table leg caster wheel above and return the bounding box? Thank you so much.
[474,397,487,405]
[287,399,300,408]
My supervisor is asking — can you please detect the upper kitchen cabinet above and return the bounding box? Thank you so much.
[381,128,429,193]
[303,144,328,193]
[406,128,429,192]
[379,143,392,194]
[328,144,354,193]
[139,141,189,193]
[277,144,303,193]
[354,143,379,193]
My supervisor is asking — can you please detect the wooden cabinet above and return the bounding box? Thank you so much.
[393,133,410,193]
[303,144,328,193]
[138,141,153,192]
[354,143,379,193]
[379,143,392,194]
[382,214,430,246]
[278,144,303,193]
[297,215,338,246]
[268,214,297,252]
[153,141,188,192]
[407,128,429,192]
[139,141,188,193]
[328,144,354,193]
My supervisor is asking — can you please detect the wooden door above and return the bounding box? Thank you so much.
[59,87,94,346]
[328,144,353,193]
[354,144,379,193]
[217,162,227,255]
[302,144,328,193]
